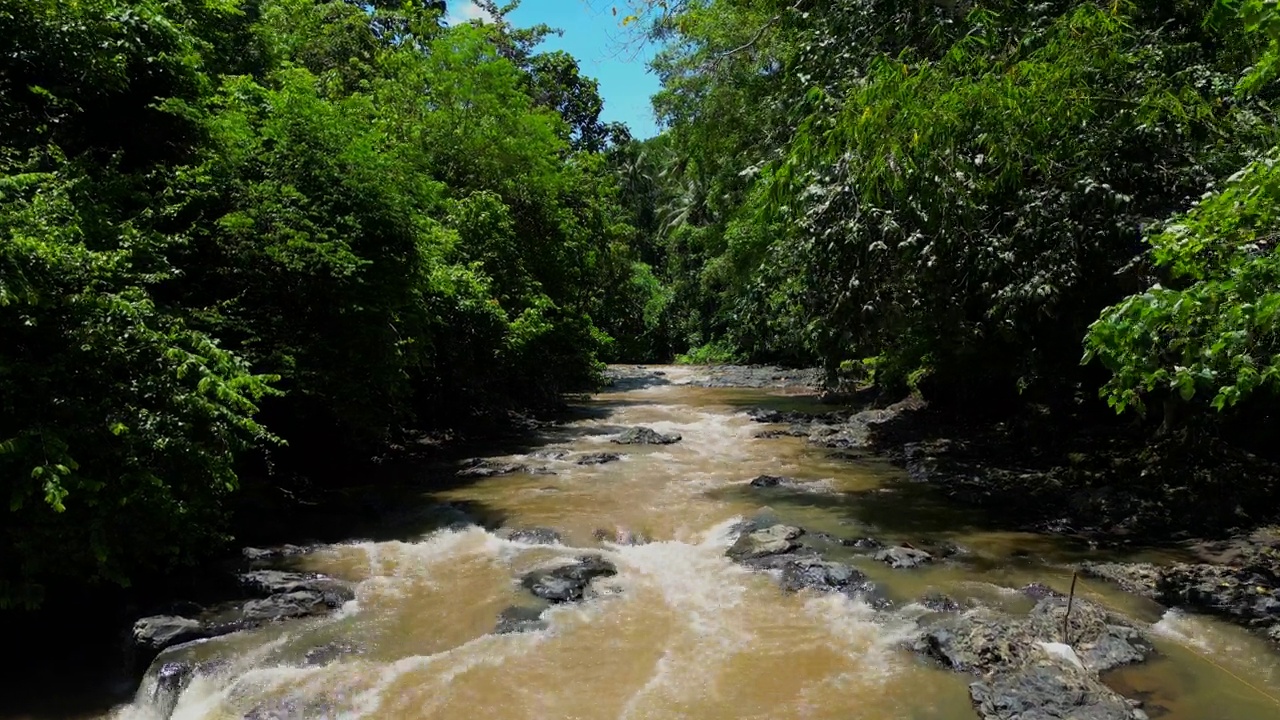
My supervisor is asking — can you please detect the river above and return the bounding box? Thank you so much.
[97,366,1280,719]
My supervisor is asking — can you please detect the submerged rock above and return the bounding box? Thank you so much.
[727,524,804,561]
[521,556,617,603]
[874,545,933,569]
[499,527,563,545]
[303,641,363,667]
[921,593,963,613]
[494,606,548,634]
[749,474,795,488]
[575,452,623,466]
[611,427,682,445]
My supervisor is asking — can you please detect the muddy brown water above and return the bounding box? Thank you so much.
[90,367,1280,719]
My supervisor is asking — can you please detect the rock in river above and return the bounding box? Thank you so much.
[611,427,682,445]
[727,524,804,561]
[914,596,1153,720]
[132,616,209,656]
[575,452,623,466]
[874,545,933,569]
[521,556,618,603]
[498,527,563,545]
[494,606,548,634]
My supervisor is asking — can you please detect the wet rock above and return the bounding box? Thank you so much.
[575,452,623,466]
[921,593,962,613]
[238,571,355,607]
[778,558,868,594]
[749,474,795,488]
[1025,597,1153,673]
[132,616,210,656]
[755,426,812,439]
[969,656,1144,720]
[611,427,682,445]
[242,544,316,562]
[494,606,548,634]
[499,527,563,545]
[1079,562,1161,600]
[240,591,335,624]
[727,524,804,561]
[458,459,528,478]
[914,598,1151,677]
[150,661,195,719]
[521,556,618,603]
[842,536,885,551]
[1156,563,1280,628]
[1020,583,1062,601]
[303,641,363,666]
[874,545,933,569]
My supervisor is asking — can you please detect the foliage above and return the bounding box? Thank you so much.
[1087,0,1280,421]
[0,0,649,606]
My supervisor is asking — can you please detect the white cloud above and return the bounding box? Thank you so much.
[447,1,494,24]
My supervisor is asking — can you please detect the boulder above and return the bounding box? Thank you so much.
[499,527,563,545]
[132,616,210,656]
[727,524,803,561]
[575,452,623,466]
[611,427,682,445]
[494,606,548,634]
[521,556,618,603]
[874,545,933,569]
[778,558,868,594]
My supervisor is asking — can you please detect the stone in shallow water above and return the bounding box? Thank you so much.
[727,524,804,561]
[610,427,682,445]
[874,545,933,569]
[575,452,623,466]
[969,657,1144,720]
[494,606,548,634]
[132,616,208,655]
[520,556,618,603]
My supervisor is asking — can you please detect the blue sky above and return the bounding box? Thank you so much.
[448,1,663,139]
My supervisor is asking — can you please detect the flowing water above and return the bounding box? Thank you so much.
[94,367,1280,719]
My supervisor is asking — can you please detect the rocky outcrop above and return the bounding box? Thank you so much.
[520,556,618,603]
[575,452,623,465]
[1081,552,1280,644]
[130,570,356,674]
[611,427,682,445]
[914,596,1153,720]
